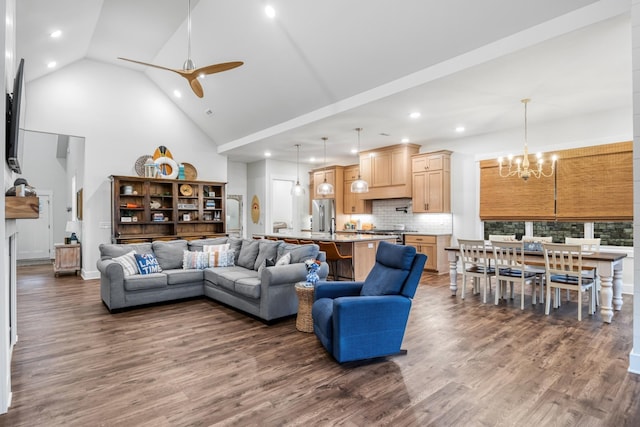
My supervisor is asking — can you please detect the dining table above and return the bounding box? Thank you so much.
[444,246,627,324]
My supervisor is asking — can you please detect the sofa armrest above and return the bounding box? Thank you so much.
[97,259,126,311]
[314,282,364,300]
[262,261,329,287]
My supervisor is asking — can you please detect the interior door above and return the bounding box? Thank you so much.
[16,193,52,260]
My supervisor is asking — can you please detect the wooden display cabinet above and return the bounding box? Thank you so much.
[111,176,226,243]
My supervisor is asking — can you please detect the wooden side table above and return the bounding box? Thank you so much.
[295,282,315,333]
[54,243,81,276]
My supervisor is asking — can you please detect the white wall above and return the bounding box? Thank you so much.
[246,160,266,238]
[226,160,247,238]
[24,59,228,278]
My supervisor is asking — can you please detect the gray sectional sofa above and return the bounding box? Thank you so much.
[97,237,329,321]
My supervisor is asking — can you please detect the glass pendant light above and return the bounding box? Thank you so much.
[291,144,305,196]
[317,137,334,195]
[350,127,369,193]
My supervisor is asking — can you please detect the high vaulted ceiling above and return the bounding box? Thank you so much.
[16,0,631,165]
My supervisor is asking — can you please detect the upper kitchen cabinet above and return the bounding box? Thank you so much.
[359,144,420,199]
[312,166,344,200]
[411,151,451,213]
[343,164,372,214]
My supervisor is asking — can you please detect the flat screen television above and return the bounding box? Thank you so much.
[6,58,25,174]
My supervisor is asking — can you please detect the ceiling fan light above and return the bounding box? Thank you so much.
[351,179,369,193]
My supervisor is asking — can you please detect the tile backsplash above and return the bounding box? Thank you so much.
[350,198,453,234]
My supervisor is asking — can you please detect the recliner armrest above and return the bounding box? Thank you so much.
[314,281,364,300]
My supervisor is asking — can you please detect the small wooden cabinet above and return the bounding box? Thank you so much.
[54,243,81,276]
[404,234,451,274]
[411,151,451,213]
[111,175,226,243]
[342,164,372,214]
[359,144,420,199]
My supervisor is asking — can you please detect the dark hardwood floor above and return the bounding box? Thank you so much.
[1,264,639,426]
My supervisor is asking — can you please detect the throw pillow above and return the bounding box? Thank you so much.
[275,252,291,266]
[203,243,230,253]
[254,240,280,270]
[237,239,260,269]
[257,257,276,275]
[183,250,210,270]
[209,250,235,267]
[188,237,228,252]
[277,243,319,264]
[112,251,139,277]
[134,253,163,275]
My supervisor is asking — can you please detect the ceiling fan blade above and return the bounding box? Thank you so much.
[117,57,181,74]
[195,61,244,76]
[189,77,204,98]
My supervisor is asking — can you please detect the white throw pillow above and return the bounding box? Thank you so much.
[112,250,139,277]
[276,252,291,266]
[203,243,230,253]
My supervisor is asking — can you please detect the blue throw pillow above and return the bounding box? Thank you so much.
[134,253,163,275]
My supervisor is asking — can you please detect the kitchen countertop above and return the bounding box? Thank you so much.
[256,232,399,243]
[336,230,451,236]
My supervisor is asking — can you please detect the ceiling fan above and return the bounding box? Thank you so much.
[118,0,243,98]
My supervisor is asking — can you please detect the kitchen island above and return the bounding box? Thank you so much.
[254,232,397,281]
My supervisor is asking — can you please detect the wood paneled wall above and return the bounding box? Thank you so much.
[479,141,632,221]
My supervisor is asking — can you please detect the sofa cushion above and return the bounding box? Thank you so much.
[234,277,262,299]
[123,273,167,291]
[183,250,210,270]
[227,237,244,264]
[237,239,260,269]
[204,266,258,293]
[165,269,204,285]
[152,240,188,270]
[112,251,139,277]
[277,243,319,264]
[360,242,416,296]
[99,243,152,260]
[188,237,228,252]
[134,253,162,275]
[254,240,281,270]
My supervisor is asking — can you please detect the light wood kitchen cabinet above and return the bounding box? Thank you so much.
[343,165,372,214]
[404,234,451,274]
[411,150,451,213]
[312,167,342,199]
[359,144,420,199]
[54,243,81,276]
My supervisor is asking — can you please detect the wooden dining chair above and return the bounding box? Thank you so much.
[565,237,601,306]
[542,243,596,321]
[491,240,537,309]
[521,236,553,304]
[458,239,495,303]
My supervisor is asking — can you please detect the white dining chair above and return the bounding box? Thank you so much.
[458,239,495,303]
[542,243,596,321]
[565,237,601,306]
[491,240,537,309]
[521,236,553,304]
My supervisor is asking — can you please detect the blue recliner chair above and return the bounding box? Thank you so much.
[311,241,427,363]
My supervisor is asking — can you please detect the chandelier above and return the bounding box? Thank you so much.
[291,144,305,196]
[498,98,557,181]
[317,137,334,195]
[350,128,369,193]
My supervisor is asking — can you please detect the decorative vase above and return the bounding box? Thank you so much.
[306,271,319,287]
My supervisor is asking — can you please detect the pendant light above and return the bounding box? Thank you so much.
[291,144,305,196]
[350,127,369,193]
[317,137,334,196]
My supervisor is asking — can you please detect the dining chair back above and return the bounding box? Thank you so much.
[458,239,495,303]
[522,236,553,243]
[488,234,516,242]
[492,240,537,309]
[542,243,596,321]
[565,237,601,305]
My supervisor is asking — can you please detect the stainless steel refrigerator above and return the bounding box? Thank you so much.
[311,199,336,233]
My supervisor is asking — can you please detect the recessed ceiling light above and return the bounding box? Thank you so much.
[309,157,316,162]
[173,90,182,98]
[401,138,410,143]
[264,151,272,157]
[47,61,57,68]
[50,30,62,38]
[265,5,276,18]
[350,148,358,154]
[456,126,465,133]
[409,112,421,119]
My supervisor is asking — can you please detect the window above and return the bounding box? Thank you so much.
[532,222,584,243]
[483,221,525,240]
[594,222,633,247]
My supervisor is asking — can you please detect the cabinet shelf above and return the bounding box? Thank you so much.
[111,175,226,243]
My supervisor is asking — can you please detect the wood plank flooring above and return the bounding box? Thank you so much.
[1,264,639,426]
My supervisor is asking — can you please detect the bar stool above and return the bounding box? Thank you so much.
[299,240,314,244]
[283,238,300,244]
[318,241,353,281]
